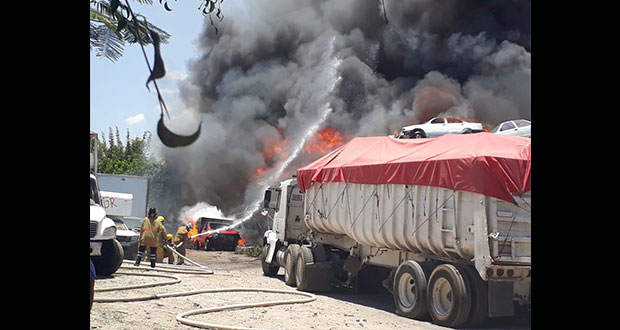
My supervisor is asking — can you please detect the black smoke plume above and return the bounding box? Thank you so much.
[156,0,531,228]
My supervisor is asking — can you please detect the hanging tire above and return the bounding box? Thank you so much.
[261,244,279,277]
[426,264,472,327]
[284,244,301,286]
[460,265,489,326]
[393,260,430,319]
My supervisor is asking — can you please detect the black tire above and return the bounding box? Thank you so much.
[92,239,124,277]
[462,128,473,134]
[261,244,280,277]
[284,244,301,286]
[412,130,426,139]
[460,265,489,327]
[426,264,472,327]
[295,246,314,291]
[393,260,429,319]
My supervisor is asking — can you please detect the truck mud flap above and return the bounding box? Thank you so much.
[302,262,336,292]
[488,281,515,317]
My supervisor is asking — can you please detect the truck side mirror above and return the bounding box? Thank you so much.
[263,188,281,211]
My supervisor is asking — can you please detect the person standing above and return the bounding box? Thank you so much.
[173,222,193,265]
[155,216,170,263]
[134,207,166,268]
[90,258,96,312]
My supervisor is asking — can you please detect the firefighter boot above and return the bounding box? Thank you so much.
[150,254,156,268]
[134,251,143,267]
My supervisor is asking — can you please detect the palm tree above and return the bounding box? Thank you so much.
[90,0,170,62]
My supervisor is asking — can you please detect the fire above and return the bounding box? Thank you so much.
[187,219,198,242]
[255,167,266,176]
[237,237,246,247]
[302,126,348,156]
[253,126,350,179]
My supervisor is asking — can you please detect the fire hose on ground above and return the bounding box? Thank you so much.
[93,244,317,330]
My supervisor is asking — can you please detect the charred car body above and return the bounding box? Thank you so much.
[192,217,241,251]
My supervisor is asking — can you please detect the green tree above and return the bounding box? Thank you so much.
[97,127,167,207]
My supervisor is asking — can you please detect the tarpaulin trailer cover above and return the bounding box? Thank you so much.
[296,133,531,204]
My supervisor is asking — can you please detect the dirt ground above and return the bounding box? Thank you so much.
[90,249,530,330]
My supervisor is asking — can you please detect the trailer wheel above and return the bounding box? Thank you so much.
[261,244,280,277]
[284,244,301,286]
[393,260,429,319]
[295,246,314,291]
[460,265,488,326]
[426,264,472,327]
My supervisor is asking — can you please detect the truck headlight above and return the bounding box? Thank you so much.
[102,226,116,237]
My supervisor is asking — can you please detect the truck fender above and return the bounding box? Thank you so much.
[264,230,278,263]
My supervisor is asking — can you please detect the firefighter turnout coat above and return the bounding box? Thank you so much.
[139,216,167,247]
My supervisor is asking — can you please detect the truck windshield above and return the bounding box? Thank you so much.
[90,177,100,205]
[209,223,226,230]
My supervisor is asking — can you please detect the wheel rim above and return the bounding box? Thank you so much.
[431,277,453,316]
[398,273,417,308]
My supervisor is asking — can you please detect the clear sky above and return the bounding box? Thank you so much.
[90,1,217,146]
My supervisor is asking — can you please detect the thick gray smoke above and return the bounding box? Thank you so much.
[157,0,531,231]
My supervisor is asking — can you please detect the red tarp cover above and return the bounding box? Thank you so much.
[296,133,531,203]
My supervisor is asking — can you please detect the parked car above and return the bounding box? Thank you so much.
[113,218,139,260]
[192,217,241,251]
[491,119,531,138]
[395,116,485,139]
[122,216,143,233]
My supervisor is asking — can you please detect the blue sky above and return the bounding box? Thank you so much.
[90,1,223,147]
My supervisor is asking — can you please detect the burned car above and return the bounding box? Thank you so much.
[395,116,485,139]
[492,119,531,138]
[192,217,241,251]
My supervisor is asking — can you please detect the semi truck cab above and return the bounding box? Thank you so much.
[90,174,124,276]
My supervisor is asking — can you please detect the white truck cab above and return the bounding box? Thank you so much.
[90,174,124,276]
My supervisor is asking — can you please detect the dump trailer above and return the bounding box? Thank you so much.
[261,133,531,328]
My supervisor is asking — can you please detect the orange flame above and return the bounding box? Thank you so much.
[187,219,198,242]
[254,126,351,179]
[237,237,246,247]
[302,126,349,156]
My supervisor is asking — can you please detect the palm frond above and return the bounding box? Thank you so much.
[91,25,126,62]
[90,0,170,62]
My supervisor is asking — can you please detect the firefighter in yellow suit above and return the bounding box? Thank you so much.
[173,222,193,265]
[134,207,166,268]
[155,216,175,264]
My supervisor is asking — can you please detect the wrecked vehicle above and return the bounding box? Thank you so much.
[492,119,531,138]
[395,116,485,138]
[192,217,241,251]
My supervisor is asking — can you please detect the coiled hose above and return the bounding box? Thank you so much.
[94,251,316,329]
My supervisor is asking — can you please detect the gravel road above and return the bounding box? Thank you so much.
[90,249,530,330]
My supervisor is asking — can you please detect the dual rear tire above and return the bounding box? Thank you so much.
[393,261,488,328]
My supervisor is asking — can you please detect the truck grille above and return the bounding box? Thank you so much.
[90,221,98,238]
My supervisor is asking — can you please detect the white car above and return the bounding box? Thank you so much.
[491,119,531,138]
[395,116,485,139]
